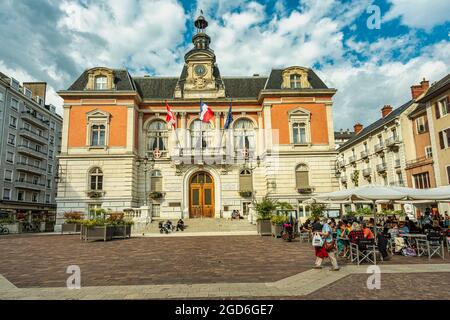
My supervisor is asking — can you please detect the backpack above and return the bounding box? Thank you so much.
[312,232,324,247]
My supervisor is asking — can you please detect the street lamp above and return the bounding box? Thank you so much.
[136,154,155,207]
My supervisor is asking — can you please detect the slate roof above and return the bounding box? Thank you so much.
[264,69,329,90]
[339,100,414,151]
[67,69,136,91]
[417,73,450,102]
[66,67,331,99]
[335,131,355,140]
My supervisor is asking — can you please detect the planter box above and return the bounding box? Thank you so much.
[81,225,114,242]
[257,219,272,236]
[2,223,20,234]
[45,222,55,232]
[271,224,283,238]
[61,223,81,234]
[112,225,131,239]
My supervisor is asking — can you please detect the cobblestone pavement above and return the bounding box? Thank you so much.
[1,234,449,299]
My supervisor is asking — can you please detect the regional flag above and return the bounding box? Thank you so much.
[200,101,214,123]
[166,101,176,128]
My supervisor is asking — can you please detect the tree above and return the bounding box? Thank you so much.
[310,203,327,219]
[252,196,278,220]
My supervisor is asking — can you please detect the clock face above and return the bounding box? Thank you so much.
[194,64,206,76]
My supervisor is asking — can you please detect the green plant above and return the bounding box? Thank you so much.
[270,214,288,225]
[351,170,360,187]
[356,207,373,216]
[277,202,293,210]
[64,211,85,223]
[310,203,327,219]
[252,196,278,220]
[0,217,15,224]
[346,211,357,217]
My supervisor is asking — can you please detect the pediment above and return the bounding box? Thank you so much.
[288,107,311,117]
[86,109,111,119]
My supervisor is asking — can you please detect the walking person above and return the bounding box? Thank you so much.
[314,218,340,271]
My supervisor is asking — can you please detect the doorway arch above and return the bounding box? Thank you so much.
[189,171,215,218]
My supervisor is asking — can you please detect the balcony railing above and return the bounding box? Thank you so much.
[362,168,372,177]
[19,128,48,144]
[15,180,45,191]
[17,145,47,159]
[406,156,433,168]
[389,181,405,187]
[385,136,401,147]
[21,111,49,129]
[360,150,369,159]
[340,176,348,183]
[374,143,385,153]
[337,160,345,168]
[16,162,46,175]
[394,159,401,168]
[376,163,387,173]
[349,155,356,164]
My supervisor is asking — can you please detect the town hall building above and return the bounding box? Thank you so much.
[55,15,339,228]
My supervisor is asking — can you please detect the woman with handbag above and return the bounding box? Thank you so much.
[313,218,340,271]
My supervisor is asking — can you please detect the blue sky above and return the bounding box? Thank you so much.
[0,0,449,129]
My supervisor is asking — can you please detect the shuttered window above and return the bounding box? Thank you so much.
[295,165,309,188]
[151,170,162,192]
[435,102,441,119]
[447,166,450,184]
[439,131,445,149]
[239,169,253,191]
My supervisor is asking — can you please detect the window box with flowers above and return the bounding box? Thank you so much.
[149,191,164,199]
[239,190,253,198]
[87,190,105,199]
[61,211,85,234]
[297,188,314,195]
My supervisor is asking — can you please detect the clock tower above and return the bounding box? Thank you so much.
[174,14,226,99]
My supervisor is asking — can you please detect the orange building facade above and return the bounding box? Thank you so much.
[55,16,338,227]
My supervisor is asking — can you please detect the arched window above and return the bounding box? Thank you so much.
[151,170,162,192]
[190,119,212,149]
[239,169,253,192]
[91,124,106,146]
[295,164,309,189]
[89,168,103,191]
[290,74,301,89]
[147,120,168,152]
[95,76,107,90]
[233,118,255,151]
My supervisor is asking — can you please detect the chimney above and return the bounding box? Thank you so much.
[410,78,429,100]
[23,82,47,105]
[381,105,393,118]
[354,123,363,134]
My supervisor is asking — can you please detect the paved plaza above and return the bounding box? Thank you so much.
[0,234,449,299]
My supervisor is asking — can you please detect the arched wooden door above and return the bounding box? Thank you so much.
[189,172,215,218]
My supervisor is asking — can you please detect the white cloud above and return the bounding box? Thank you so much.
[384,0,450,30]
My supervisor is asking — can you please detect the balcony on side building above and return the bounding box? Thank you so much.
[376,163,387,173]
[19,127,48,145]
[362,168,372,177]
[374,143,385,154]
[16,162,46,176]
[405,156,433,169]
[389,180,406,187]
[360,150,369,159]
[21,111,49,129]
[340,176,348,184]
[17,145,47,160]
[385,136,401,149]
[15,180,45,191]
[349,155,357,164]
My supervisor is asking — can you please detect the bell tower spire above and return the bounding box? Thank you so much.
[193,12,211,50]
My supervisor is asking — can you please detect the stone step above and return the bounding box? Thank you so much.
[139,218,256,234]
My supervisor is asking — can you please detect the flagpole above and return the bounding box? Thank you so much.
[166,100,182,151]
[200,98,203,162]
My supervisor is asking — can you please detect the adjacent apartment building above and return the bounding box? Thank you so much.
[55,15,339,229]
[0,72,63,222]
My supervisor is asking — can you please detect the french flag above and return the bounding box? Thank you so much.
[200,101,214,123]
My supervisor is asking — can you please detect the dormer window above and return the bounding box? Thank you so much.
[290,74,301,89]
[95,76,108,90]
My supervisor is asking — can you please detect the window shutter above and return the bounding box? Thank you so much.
[151,177,162,192]
[296,171,309,188]
[435,102,440,119]
[446,96,450,114]
[447,166,450,184]
[439,131,445,149]
[239,175,253,191]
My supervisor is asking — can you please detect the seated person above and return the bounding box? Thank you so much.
[300,219,311,232]
[362,222,375,240]
[231,210,239,219]
[398,221,409,235]
[405,217,418,233]
[348,222,365,244]
[176,219,185,231]
[388,223,400,239]
[432,220,442,232]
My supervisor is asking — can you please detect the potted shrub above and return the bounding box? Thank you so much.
[149,191,164,199]
[80,218,114,242]
[270,214,287,238]
[61,212,84,234]
[106,212,133,239]
[239,190,253,198]
[253,196,278,236]
[0,217,19,234]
